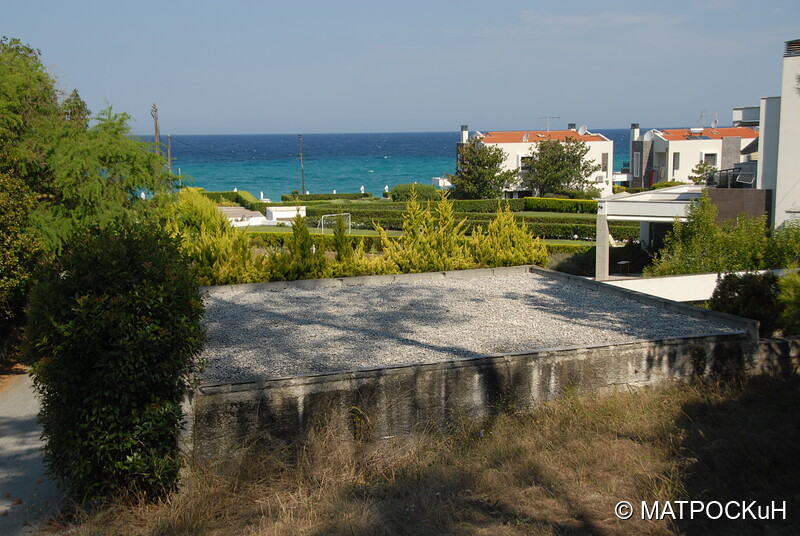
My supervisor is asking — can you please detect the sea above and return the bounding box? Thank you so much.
[148,129,632,202]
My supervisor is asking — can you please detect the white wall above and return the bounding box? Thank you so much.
[758,96,782,192]
[663,138,724,182]
[775,52,800,227]
[485,136,614,197]
[603,269,795,302]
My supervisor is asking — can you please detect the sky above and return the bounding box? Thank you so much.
[3,0,799,135]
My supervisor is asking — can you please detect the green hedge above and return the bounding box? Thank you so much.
[196,190,270,212]
[389,183,439,202]
[305,208,596,226]
[280,192,374,202]
[451,199,526,212]
[248,231,391,252]
[249,230,603,256]
[302,216,638,241]
[523,197,598,214]
[543,243,594,255]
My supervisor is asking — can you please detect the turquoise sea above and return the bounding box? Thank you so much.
[150,129,631,201]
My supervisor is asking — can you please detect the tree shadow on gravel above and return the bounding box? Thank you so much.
[509,274,733,342]
[199,283,491,383]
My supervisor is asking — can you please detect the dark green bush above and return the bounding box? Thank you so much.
[390,183,439,202]
[709,272,783,337]
[27,220,206,504]
[523,197,598,214]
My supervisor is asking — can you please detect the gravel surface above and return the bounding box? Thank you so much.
[200,272,737,384]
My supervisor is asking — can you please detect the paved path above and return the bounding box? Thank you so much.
[0,372,62,535]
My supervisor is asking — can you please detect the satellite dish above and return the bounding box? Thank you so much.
[711,119,719,129]
[578,125,588,136]
[643,130,654,142]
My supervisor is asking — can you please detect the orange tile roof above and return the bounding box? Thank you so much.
[480,130,608,144]
[658,126,758,141]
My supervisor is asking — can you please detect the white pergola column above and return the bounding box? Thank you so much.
[595,202,610,281]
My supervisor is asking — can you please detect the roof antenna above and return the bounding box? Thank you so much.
[697,110,706,128]
[538,115,560,132]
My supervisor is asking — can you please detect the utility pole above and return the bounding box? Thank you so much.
[538,116,560,132]
[151,103,160,156]
[298,134,305,193]
[167,135,173,174]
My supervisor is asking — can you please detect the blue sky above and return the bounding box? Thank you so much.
[4,0,799,134]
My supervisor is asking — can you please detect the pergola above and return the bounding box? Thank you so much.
[594,185,704,280]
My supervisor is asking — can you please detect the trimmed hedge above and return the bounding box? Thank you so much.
[389,183,439,202]
[200,189,638,240]
[452,199,526,212]
[196,190,271,213]
[543,243,594,255]
[280,192,374,202]
[523,197,598,214]
[304,217,638,241]
[248,232,391,252]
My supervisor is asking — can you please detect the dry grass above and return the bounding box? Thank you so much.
[59,376,800,536]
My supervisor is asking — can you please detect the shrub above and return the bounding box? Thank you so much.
[27,219,205,503]
[613,185,628,194]
[778,270,800,335]
[269,215,331,280]
[553,187,601,199]
[709,272,783,337]
[167,188,270,285]
[650,181,687,190]
[333,215,353,262]
[766,222,800,268]
[645,191,770,276]
[389,183,439,202]
[471,203,548,267]
[377,190,471,273]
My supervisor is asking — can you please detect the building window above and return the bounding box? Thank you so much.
[601,153,608,172]
[672,152,680,171]
[633,152,641,177]
[703,153,717,167]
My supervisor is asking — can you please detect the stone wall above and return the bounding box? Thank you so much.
[184,268,800,462]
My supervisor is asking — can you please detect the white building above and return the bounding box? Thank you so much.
[461,125,614,197]
[758,38,800,227]
[629,125,758,187]
[595,39,800,281]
